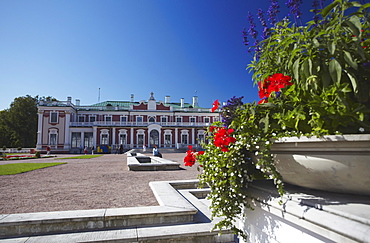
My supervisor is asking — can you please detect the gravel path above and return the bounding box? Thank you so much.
[0,153,200,214]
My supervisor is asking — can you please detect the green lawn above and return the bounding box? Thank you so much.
[57,154,103,159]
[0,163,67,175]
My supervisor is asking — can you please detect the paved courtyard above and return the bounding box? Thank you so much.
[0,152,200,214]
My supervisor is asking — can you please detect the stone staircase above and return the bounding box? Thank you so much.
[0,180,235,243]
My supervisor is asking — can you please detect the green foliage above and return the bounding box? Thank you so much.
[248,0,370,134]
[0,95,56,148]
[198,105,290,238]
[198,0,370,239]
[35,151,41,158]
[0,162,66,175]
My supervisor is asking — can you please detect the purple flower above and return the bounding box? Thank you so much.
[267,0,280,26]
[242,28,249,46]
[319,0,326,9]
[221,96,244,127]
[247,12,258,40]
[285,0,303,19]
[257,9,267,27]
[312,0,319,23]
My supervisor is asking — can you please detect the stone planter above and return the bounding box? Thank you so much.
[270,134,370,195]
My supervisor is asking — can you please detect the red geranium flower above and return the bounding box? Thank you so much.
[258,73,293,104]
[213,128,236,152]
[211,99,220,112]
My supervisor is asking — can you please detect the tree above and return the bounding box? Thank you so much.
[7,95,39,148]
[0,110,11,148]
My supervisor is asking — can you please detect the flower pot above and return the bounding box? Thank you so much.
[270,134,370,195]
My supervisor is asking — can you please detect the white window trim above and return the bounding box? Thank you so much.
[78,115,85,122]
[204,117,210,123]
[100,129,109,145]
[136,116,143,123]
[118,129,127,145]
[176,116,182,123]
[148,116,156,123]
[161,116,168,123]
[50,111,58,123]
[136,129,145,145]
[164,130,172,147]
[105,115,112,122]
[180,129,189,144]
[49,129,58,146]
[190,117,196,123]
[120,115,128,122]
[89,115,96,122]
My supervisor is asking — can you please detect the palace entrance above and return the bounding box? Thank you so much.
[150,130,159,147]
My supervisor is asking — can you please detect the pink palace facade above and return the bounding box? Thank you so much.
[36,93,221,153]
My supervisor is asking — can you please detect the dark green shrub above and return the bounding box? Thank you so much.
[35,151,41,158]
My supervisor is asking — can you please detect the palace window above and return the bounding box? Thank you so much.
[204,117,210,123]
[100,129,109,145]
[105,116,112,122]
[190,117,196,123]
[89,116,96,122]
[119,134,127,144]
[101,134,108,145]
[78,116,85,122]
[148,116,155,123]
[176,117,182,123]
[120,116,127,122]
[138,134,144,145]
[84,132,93,147]
[50,112,58,123]
[71,132,81,148]
[136,116,143,123]
[49,129,58,145]
[161,116,167,123]
[181,134,188,144]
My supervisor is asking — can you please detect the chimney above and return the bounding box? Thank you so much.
[165,95,170,104]
[192,96,198,107]
[67,96,72,102]
[131,94,134,102]
[180,98,184,108]
[76,99,80,106]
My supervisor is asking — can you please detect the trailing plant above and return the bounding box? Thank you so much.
[184,0,370,239]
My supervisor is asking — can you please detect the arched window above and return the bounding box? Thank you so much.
[148,116,155,123]
[150,130,159,146]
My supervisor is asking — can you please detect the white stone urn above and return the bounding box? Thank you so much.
[270,134,370,195]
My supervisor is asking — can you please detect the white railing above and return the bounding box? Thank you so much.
[70,121,210,127]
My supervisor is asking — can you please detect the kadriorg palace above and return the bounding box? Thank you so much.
[36,92,220,153]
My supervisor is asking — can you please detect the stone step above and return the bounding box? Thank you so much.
[0,206,196,239]
[0,180,235,242]
[0,223,235,243]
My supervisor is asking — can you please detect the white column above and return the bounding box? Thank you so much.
[81,132,85,148]
[93,126,97,148]
[112,127,116,145]
[64,111,71,150]
[130,128,134,147]
[192,128,195,145]
[36,110,43,150]
[175,128,178,149]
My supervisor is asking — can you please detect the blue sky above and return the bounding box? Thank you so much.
[0,0,320,110]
